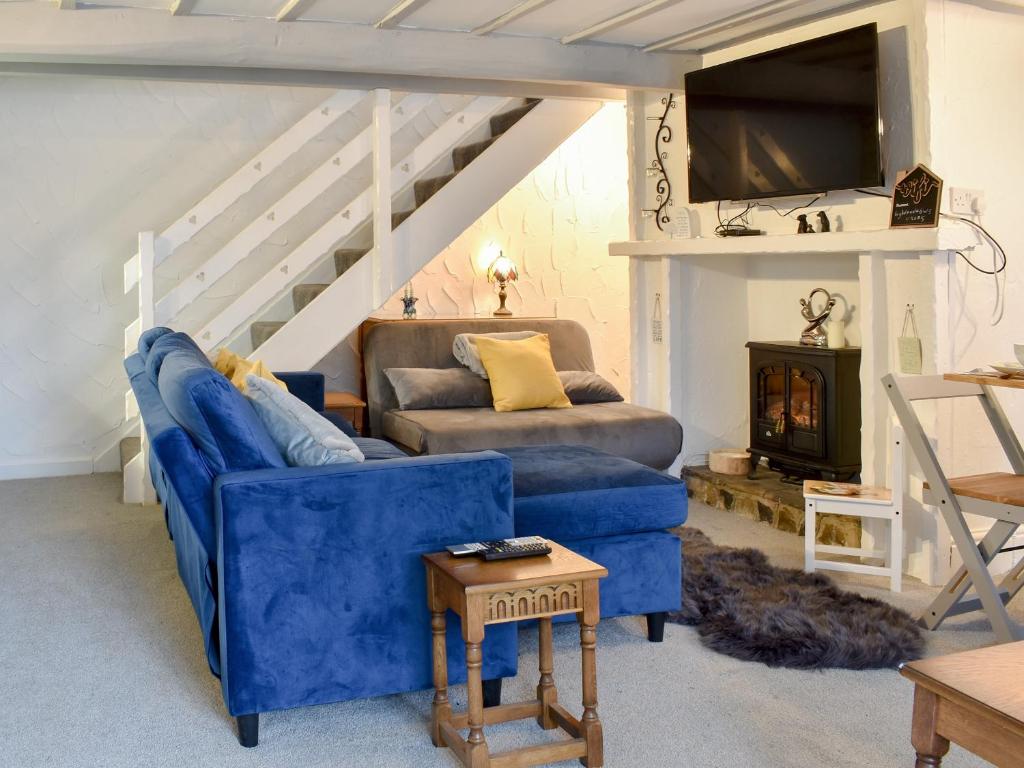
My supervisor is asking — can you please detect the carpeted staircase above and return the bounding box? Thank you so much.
[247,98,540,351]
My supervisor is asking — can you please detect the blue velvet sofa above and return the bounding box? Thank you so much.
[125,327,518,747]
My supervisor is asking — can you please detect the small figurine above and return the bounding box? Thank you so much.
[797,214,814,234]
[817,211,831,232]
[401,284,418,320]
[799,287,836,347]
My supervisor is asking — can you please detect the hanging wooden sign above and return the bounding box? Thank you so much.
[889,164,943,228]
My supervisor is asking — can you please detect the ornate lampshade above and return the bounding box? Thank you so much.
[486,252,518,316]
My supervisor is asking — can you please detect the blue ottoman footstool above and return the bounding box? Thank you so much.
[499,444,687,642]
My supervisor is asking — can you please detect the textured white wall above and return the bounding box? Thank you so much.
[315,104,631,398]
[925,0,1024,478]
[0,76,334,477]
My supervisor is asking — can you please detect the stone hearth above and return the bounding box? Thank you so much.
[682,466,860,547]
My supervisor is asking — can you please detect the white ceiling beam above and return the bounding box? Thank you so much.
[275,0,311,22]
[55,0,76,8]
[561,0,688,45]
[169,0,197,15]
[644,0,808,51]
[0,3,697,90]
[375,0,433,29]
[643,0,878,52]
[472,0,557,36]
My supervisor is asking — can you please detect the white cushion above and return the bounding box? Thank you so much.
[244,374,365,466]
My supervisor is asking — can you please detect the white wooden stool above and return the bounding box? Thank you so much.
[803,429,904,592]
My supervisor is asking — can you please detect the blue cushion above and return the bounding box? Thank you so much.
[273,371,325,410]
[157,350,286,475]
[146,331,211,386]
[138,326,174,360]
[244,375,365,466]
[353,436,407,461]
[320,410,359,437]
[501,444,687,540]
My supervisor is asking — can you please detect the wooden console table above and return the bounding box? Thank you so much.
[901,640,1024,767]
[324,391,366,434]
[422,542,607,768]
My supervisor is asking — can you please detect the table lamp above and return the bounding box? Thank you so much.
[486,252,518,316]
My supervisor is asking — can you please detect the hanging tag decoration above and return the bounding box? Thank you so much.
[652,293,663,344]
[898,304,923,374]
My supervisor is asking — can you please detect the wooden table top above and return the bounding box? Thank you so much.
[324,391,366,408]
[422,542,607,594]
[924,472,1024,507]
[945,372,1024,390]
[901,641,1024,736]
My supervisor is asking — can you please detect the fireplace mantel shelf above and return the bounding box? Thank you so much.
[609,224,979,258]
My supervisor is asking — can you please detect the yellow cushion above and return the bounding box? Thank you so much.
[213,348,240,378]
[213,348,287,394]
[474,334,572,413]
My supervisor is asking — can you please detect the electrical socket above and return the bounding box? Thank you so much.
[949,187,985,215]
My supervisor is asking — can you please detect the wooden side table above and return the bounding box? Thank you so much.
[900,640,1024,767]
[422,542,608,768]
[324,391,366,435]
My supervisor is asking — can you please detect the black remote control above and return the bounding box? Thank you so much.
[446,536,552,560]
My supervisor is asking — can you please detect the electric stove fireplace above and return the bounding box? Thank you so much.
[746,341,861,481]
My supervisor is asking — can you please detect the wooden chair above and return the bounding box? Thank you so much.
[803,427,904,591]
[884,374,1024,643]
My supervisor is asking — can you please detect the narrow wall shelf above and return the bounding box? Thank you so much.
[609,224,979,258]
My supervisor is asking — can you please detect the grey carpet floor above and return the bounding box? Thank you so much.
[2,473,1019,768]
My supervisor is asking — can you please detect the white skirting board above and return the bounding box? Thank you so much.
[0,457,100,481]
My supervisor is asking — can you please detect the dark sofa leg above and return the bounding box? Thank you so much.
[236,714,259,748]
[482,678,502,708]
[646,612,667,643]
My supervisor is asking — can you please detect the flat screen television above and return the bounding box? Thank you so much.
[684,24,883,203]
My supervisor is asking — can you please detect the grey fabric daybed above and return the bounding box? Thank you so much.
[362,318,683,470]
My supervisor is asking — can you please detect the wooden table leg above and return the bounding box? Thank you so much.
[911,686,949,767]
[579,582,603,768]
[430,609,450,748]
[465,638,490,767]
[536,617,557,729]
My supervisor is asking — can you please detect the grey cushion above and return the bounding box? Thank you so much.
[384,367,492,410]
[363,319,595,438]
[382,401,682,470]
[558,371,623,404]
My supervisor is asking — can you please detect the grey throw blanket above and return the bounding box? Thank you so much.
[452,331,539,378]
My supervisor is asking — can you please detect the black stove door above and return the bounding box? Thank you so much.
[786,364,825,459]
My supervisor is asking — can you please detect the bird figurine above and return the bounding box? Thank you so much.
[817,211,831,232]
[797,214,814,234]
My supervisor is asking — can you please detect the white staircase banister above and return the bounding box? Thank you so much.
[254,99,603,370]
[124,89,365,292]
[194,95,513,352]
[154,93,433,324]
[124,231,157,505]
[372,88,393,307]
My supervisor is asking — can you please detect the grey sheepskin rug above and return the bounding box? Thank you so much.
[669,528,924,669]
